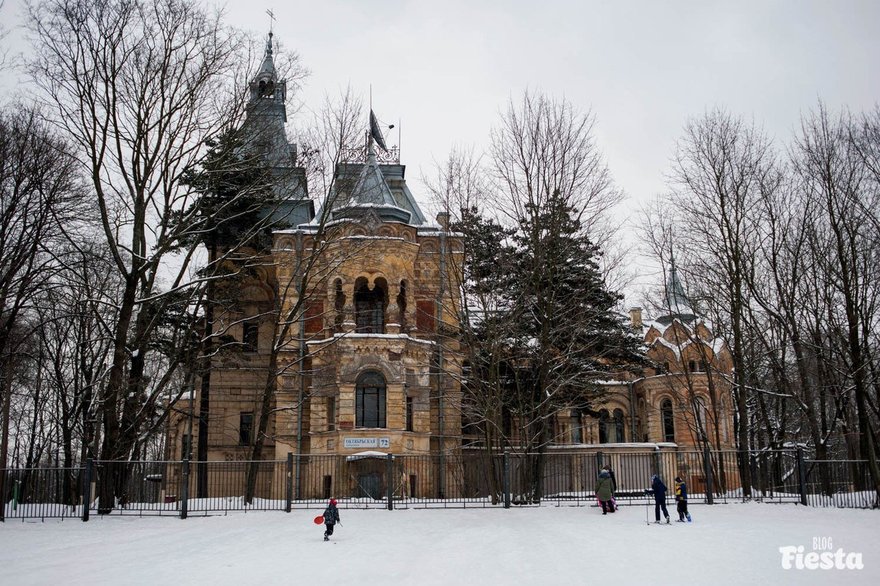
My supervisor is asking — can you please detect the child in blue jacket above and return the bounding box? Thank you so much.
[674,476,691,522]
[648,474,670,523]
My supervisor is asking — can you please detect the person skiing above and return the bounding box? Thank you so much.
[646,474,670,523]
[596,468,615,514]
[323,498,341,540]
[674,476,691,522]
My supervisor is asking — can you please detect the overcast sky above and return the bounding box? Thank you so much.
[1,0,879,298]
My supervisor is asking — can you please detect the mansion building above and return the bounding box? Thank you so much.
[167,35,736,498]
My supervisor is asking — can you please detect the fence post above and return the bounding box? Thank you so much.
[503,451,511,509]
[653,448,662,479]
[82,459,93,522]
[596,451,604,472]
[748,451,758,500]
[286,453,293,513]
[386,453,394,510]
[796,447,807,506]
[180,459,189,520]
[703,445,714,505]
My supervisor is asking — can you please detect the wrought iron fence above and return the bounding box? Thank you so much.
[1,466,85,521]
[2,449,875,521]
[802,459,878,508]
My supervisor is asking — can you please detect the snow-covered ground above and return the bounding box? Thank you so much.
[1,502,877,585]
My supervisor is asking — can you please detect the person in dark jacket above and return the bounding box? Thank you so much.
[596,469,615,514]
[323,499,341,541]
[675,476,691,522]
[647,474,670,523]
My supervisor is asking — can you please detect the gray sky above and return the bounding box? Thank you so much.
[2,0,879,298]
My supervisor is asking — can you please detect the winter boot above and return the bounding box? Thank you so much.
[665,517,670,524]
[686,513,692,522]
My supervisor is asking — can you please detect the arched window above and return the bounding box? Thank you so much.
[355,278,386,333]
[720,398,729,443]
[397,280,408,328]
[613,409,625,443]
[598,409,610,444]
[356,371,386,428]
[694,396,709,441]
[333,279,345,332]
[661,399,675,442]
[570,410,583,444]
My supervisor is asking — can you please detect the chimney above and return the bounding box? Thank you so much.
[629,307,643,329]
[436,212,450,230]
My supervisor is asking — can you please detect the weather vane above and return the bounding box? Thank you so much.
[266,9,275,33]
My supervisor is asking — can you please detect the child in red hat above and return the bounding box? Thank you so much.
[323,499,340,541]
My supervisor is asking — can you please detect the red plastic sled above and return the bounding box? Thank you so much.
[313,515,325,525]
[596,497,618,512]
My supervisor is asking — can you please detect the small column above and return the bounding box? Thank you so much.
[341,284,356,333]
[386,282,400,334]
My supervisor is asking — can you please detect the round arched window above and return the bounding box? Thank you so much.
[661,399,675,443]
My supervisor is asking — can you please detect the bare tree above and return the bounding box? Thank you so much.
[490,90,623,250]
[25,0,282,512]
[793,103,880,505]
[661,108,776,497]
[0,103,84,519]
[0,0,10,71]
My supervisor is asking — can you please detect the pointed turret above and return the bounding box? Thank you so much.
[249,32,284,107]
[241,31,293,166]
[239,31,313,227]
[656,257,696,325]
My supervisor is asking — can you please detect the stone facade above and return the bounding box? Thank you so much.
[270,214,464,462]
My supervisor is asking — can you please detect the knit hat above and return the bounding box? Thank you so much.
[329,499,337,506]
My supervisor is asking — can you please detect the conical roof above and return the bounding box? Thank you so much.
[256,32,277,82]
[656,259,696,325]
[349,145,397,207]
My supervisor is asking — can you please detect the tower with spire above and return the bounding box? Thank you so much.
[657,256,696,325]
[240,31,312,227]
